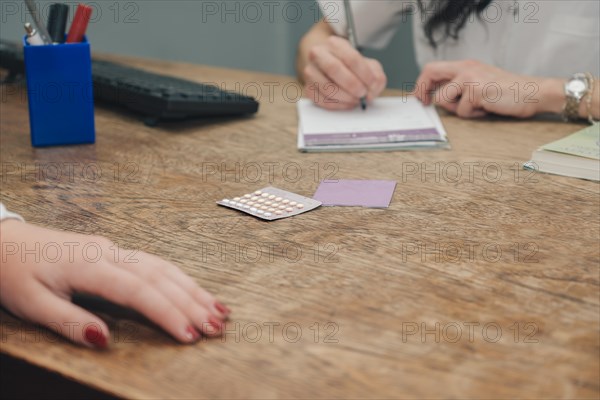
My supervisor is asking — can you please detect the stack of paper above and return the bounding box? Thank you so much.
[524,123,600,181]
[297,97,450,152]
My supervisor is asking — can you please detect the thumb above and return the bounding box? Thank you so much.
[22,285,111,349]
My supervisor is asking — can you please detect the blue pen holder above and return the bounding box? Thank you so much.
[23,36,95,147]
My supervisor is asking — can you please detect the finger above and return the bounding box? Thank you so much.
[67,260,201,344]
[303,65,359,109]
[432,81,463,114]
[141,254,232,320]
[416,61,464,105]
[311,45,368,99]
[456,91,487,119]
[101,239,231,321]
[19,282,110,349]
[327,36,376,89]
[304,85,357,110]
[415,80,449,106]
[116,254,224,336]
[365,58,387,101]
[435,79,488,119]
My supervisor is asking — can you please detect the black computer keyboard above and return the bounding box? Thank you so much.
[0,40,259,125]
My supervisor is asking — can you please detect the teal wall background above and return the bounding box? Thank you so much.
[0,0,419,88]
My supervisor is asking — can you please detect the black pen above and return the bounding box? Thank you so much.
[47,3,69,44]
[343,0,367,110]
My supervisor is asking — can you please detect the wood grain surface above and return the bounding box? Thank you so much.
[1,55,599,399]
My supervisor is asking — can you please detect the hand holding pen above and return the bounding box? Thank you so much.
[299,4,387,110]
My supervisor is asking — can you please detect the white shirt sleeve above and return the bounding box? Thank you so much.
[0,203,24,223]
[321,1,599,78]
[318,0,410,49]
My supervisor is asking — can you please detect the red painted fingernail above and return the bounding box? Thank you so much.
[84,326,108,349]
[208,316,223,332]
[214,301,231,316]
[185,326,201,342]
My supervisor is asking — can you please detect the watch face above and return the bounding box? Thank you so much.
[567,80,586,94]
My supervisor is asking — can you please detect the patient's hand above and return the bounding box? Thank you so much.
[415,60,564,119]
[0,220,230,349]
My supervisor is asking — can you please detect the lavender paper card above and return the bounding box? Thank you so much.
[313,180,397,208]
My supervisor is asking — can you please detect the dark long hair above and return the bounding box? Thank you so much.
[418,0,494,48]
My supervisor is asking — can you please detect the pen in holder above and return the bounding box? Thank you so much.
[23,35,95,147]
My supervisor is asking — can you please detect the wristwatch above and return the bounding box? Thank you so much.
[563,73,591,121]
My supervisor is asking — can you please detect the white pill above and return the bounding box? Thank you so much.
[265,201,272,206]
[250,207,257,212]
[264,212,272,217]
[244,194,252,198]
[268,208,275,212]
[278,205,286,210]
[257,210,264,214]
[261,193,269,197]
[257,199,265,203]
[247,202,255,206]
[240,199,247,204]
[251,196,259,201]
[254,191,262,195]
[289,201,297,206]
[297,204,305,209]
[285,207,293,212]
[222,199,230,203]
[260,206,268,210]
[282,199,290,204]
[243,205,250,209]
[275,211,283,215]
[275,197,282,201]
[233,197,241,201]
[268,195,275,200]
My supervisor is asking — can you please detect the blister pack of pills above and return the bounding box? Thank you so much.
[217,187,322,221]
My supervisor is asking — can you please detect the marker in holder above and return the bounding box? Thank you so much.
[23,35,95,147]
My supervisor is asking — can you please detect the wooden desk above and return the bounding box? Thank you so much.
[1,56,598,399]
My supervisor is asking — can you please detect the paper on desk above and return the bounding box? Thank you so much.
[313,180,397,208]
[297,97,447,146]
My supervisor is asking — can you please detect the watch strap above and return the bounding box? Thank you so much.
[564,95,581,121]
